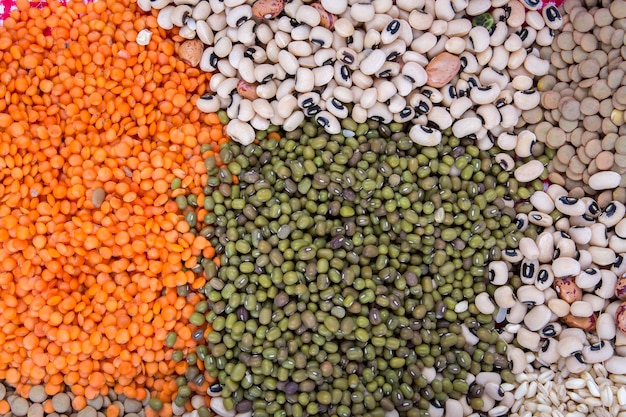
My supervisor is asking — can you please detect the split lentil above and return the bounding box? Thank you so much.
[0,0,226,413]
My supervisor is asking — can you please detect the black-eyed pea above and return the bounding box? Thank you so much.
[445,18,472,37]
[225,4,252,28]
[326,98,348,119]
[251,98,273,120]
[274,95,296,119]
[196,94,221,114]
[276,50,298,76]
[314,111,340,134]
[388,94,406,114]
[273,77,294,101]
[367,102,393,124]
[393,106,414,124]
[514,159,544,182]
[479,67,509,89]
[451,115,481,139]
[374,79,397,102]
[557,335,584,358]
[200,46,221,74]
[391,75,413,96]
[215,77,239,99]
[563,354,587,375]
[256,80,278,100]
[578,250,593,271]
[498,104,520,129]
[597,312,617,341]
[465,0,490,15]
[524,304,552,332]
[312,65,335,87]
[589,246,617,267]
[582,293,606,313]
[599,201,626,227]
[449,96,473,119]
[506,47,526,70]
[525,9,545,30]
[217,58,237,78]
[466,26,489,55]
[475,46,493,67]
[570,301,594,318]
[235,99,255,122]
[226,94,242,120]
[269,106,284,127]
[409,124,442,147]
[519,237,539,260]
[538,339,561,366]
[282,110,304,132]
[359,88,378,110]
[250,114,270,131]
[333,61,352,87]
[537,233,555,263]
[226,120,255,146]
[171,4,193,27]
[548,298,570,318]
[427,106,453,130]
[458,53,479,75]
[375,61,401,78]
[517,284,545,307]
[156,5,176,30]
[494,285,516,309]
[475,292,495,315]
[137,0,152,12]
[294,5,320,26]
[516,327,541,351]
[574,267,601,292]
[470,84,501,105]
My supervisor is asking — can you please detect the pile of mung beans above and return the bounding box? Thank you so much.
[1,0,626,416]
[198,117,541,417]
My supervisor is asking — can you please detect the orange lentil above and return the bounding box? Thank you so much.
[0,0,226,406]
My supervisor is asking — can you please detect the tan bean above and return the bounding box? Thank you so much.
[573,12,595,32]
[595,151,615,170]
